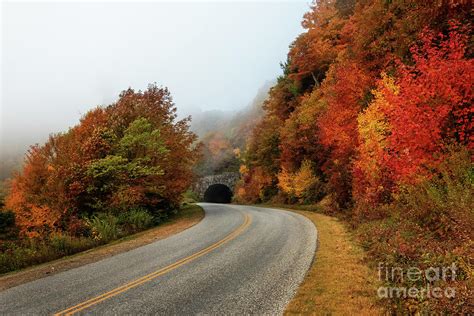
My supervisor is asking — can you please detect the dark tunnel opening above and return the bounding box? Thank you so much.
[203,184,233,203]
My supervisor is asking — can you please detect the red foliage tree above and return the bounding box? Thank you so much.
[317,59,373,207]
[382,23,473,183]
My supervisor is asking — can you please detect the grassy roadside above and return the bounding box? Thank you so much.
[0,204,204,291]
[260,205,383,315]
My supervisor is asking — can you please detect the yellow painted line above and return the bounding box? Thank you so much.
[54,212,251,316]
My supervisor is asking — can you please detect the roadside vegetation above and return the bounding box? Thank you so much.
[228,1,472,314]
[0,85,200,275]
[278,205,382,315]
[0,204,204,290]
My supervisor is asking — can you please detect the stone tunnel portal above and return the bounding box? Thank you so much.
[203,183,233,203]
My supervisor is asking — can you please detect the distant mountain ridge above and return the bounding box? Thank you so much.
[191,81,274,176]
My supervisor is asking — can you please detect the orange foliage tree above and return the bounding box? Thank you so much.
[238,0,472,212]
[6,85,198,237]
[317,59,373,207]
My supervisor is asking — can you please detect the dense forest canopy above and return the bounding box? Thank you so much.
[235,0,472,206]
[233,1,472,313]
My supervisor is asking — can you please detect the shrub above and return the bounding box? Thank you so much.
[278,160,324,204]
[86,214,119,242]
[117,208,153,232]
[182,190,199,204]
[356,145,473,314]
[0,236,97,274]
[0,210,18,240]
[49,234,74,254]
[234,166,274,204]
[66,216,90,237]
[394,145,473,242]
[49,234,95,255]
[0,244,35,273]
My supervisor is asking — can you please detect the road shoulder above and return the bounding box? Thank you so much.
[262,206,382,315]
[0,204,204,291]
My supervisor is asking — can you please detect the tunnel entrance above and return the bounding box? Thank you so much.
[203,184,233,203]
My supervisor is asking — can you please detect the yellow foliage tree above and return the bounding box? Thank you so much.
[353,74,397,207]
[277,167,294,196]
[293,160,317,200]
[278,160,318,202]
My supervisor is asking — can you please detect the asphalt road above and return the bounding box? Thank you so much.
[0,204,317,315]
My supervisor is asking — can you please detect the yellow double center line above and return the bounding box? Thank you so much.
[54,212,252,316]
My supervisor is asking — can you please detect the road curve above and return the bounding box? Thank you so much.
[0,204,317,315]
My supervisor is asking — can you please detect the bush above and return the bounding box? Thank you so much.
[182,190,199,204]
[86,214,119,242]
[277,160,325,204]
[301,177,326,204]
[0,210,18,240]
[0,211,15,229]
[0,206,179,274]
[117,208,153,232]
[66,216,90,237]
[0,244,36,273]
[356,145,473,314]
[49,234,95,255]
[0,237,97,274]
[395,145,473,242]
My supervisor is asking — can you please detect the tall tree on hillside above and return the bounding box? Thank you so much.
[317,59,373,208]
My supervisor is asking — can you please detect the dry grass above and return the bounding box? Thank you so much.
[282,208,383,315]
[0,204,204,291]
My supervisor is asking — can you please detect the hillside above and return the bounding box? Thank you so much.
[232,1,473,314]
[192,81,272,176]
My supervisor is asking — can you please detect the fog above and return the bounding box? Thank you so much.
[1,1,308,164]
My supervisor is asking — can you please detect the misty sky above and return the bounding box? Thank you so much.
[1,1,309,157]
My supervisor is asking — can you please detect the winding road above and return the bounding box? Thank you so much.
[0,204,317,315]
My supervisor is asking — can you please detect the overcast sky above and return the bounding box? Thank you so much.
[1,1,309,156]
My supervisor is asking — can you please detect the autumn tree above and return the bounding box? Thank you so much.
[352,74,396,211]
[288,0,349,91]
[235,116,282,203]
[234,166,273,204]
[194,131,239,177]
[6,85,198,237]
[278,160,322,203]
[262,74,300,121]
[231,2,472,313]
[381,24,473,184]
[279,89,328,174]
[317,59,373,208]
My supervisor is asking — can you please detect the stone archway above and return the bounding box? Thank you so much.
[203,183,233,203]
[192,172,240,201]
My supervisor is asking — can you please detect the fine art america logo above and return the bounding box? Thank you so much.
[377,262,457,299]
